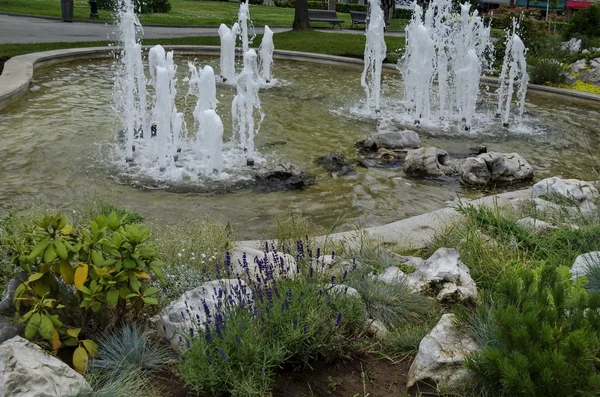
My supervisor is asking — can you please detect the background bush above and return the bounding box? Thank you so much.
[97,0,171,14]
[564,4,600,39]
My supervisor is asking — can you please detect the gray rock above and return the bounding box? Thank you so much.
[460,156,491,185]
[0,317,22,344]
[516,217,558,232]
[562,38,582,53]
[571,252,600,281]
[476,152,533,184]
[231,246,298,280]
[254,162,316,191]
[579,68,600,85]
[533,177,599,209]
[0,336,91,397]
[315,152,356,177]
[378,248,477,303]
[149,279,251,349]
[361,130,421,152]
[329,284,360,298]
[407,314,478,389]
[366,319,388,340]
[569,58,587,74]
[0,273,27,316]
[404,147,457,177]
[408,248,478,303]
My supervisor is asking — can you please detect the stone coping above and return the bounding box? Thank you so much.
[2,45,600,112]
[237,188,533,250]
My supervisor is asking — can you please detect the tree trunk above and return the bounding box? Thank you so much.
[293,0,312,30]
[328,0,335,11]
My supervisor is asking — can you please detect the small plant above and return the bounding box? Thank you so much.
[11,212,164,372]
[396,263,416,274]
[94,325,170,375]
[467,264,600,396]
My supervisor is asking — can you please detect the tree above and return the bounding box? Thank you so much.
[293,0,312,30]
[328,0,335,11]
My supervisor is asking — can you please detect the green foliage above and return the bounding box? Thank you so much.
[384,315,440,356]
[98,205,144,226]
[565,4,600,39]
[9,211,164,372]
[394,8,412,19]
[77,368,161,397]
[93,325,170,374]
[529,58,566,85]
[272,211,324,254]
[96,0,171,13]
[180,278,366,395]
[345,274,435,329]
[467,264,600,396]
[277,0,367,12]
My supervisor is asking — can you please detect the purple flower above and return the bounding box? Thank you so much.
[343,270,348,280]
[335,312,342,326]
[216,262,221,279]
[205,331,213,344]
[236,335,242,345]
[189,328,195,338]
[303,323,308,335]
[332,251,335,260]
[331,275,336,283]
[293,317,298,330]
[205,348,210,360]
[219,348,229,362]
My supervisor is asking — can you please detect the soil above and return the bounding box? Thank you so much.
[155,354,436,397]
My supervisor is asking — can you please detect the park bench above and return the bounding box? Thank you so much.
[350,11,367,28]
[308,9,345,30]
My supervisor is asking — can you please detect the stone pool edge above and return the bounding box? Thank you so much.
[1,46,600,113]
[237,188,533,250]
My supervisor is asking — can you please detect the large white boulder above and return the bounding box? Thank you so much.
[149,279,251,349]
[0,336,91,397]
[533,177,598,209]
[407,314,478,389]
[362,130,421,151]
[571,252,600,281]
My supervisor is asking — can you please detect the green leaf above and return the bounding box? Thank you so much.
[119,287,131,299]
[82,340,98,358]
[142,297,158,305]
[59,260,75,285]
[28,272,45,282]
[73,347,89,374]
[63,337,78,347]
[54,240,68,260]
[67,328,81,338]
[129,273,141,293]
[60,225,74,235]
[39,315,55,340]
[106,289,119,307]
[74,264,89,289]
[143,287,159,297]
[25,313,41,339]
[91,251,104,267]
[43,244,57,263]
[28,240,50,261]
[123,258,137,269]
[48,314,63,329]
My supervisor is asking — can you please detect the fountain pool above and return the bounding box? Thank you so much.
[1,56,600,239]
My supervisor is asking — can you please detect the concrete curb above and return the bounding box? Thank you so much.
[2,45,600,112]
[237,188,533,250]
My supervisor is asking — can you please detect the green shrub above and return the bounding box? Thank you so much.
[528,58,566,85]
[565,4,600,39]
[97,0,171,14]
[277,0,367,12]
[383,315,440,356]
[393,8,412,19]
[467,264,600,396]
[77,368,161,397]
[345,274,435,329]
[94,325,170,374]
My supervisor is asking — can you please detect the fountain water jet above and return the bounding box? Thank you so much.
[238,0,254,53]
[497,19,529,128]
[361,0,387,113]
[232,49,264,166]
[218,24,237,83]
[258,26,275,84]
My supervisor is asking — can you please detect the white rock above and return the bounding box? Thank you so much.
[329,284,361,298]
[533,177,599,208]
[407,248,478,302]
[571,252,600,281]
[149,279,251,349]
[562,38,582,53]
[0,336,91,397]
[407,314,478,389]
[516,217,558,232]
[404,147,457,177]
[570,58,588,74]
[460,156,491,185]
[476,152,533,183]
[377,266,406,284]
[231,246,298,280]
[366,319,389,340]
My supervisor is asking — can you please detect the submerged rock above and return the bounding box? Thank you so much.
[357,130,421,152]
[315,152,356,177]
[403,147,458,177]
[0,336,91,397]
[254,162,316,191]
[407,314,478,389]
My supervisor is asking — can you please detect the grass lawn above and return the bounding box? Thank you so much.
[0,30,405,60]
[0,0,409,29]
